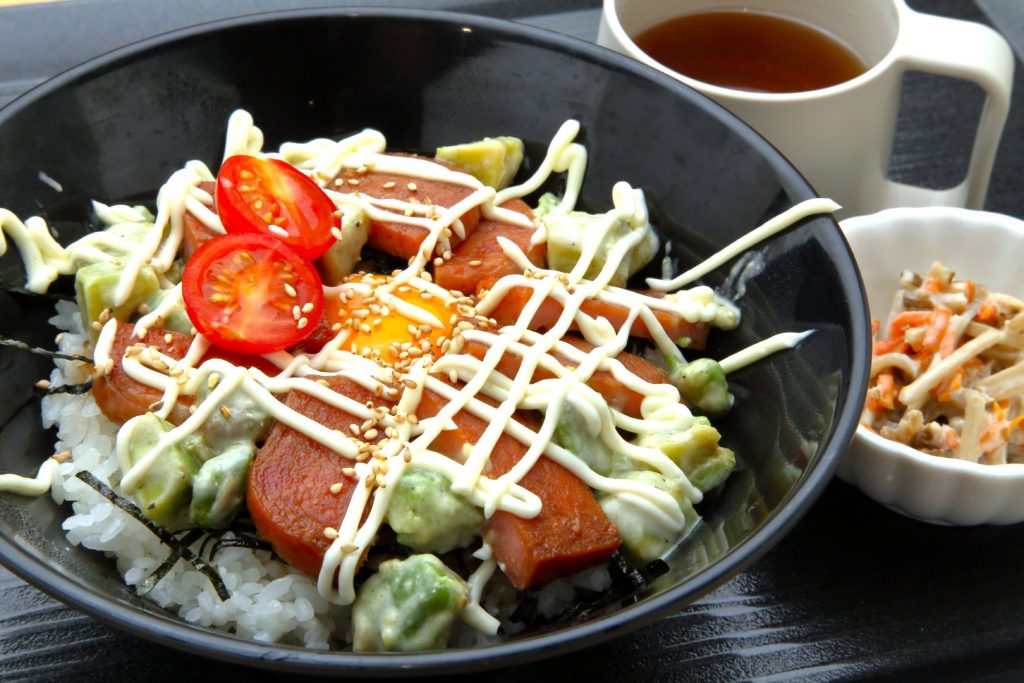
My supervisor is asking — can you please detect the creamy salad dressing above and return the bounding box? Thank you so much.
[0,110,832,636]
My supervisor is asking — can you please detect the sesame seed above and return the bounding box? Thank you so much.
[363,428,379,440]
[382,181,396,189]
[53,450,72,463]
[208,374,220,390]
[347,178,360,186]
[403,379,418,389]
[149,400,164,413]
[323,527,339,540]
[469,260,482,267]
[407,182,417,192]
[340,542,359,553]
[330,227,343,240]
[35,379,51,389]
[219,404,232,419]
[330,482,345,494]
[349,424,360,435]
[342,467,356,477]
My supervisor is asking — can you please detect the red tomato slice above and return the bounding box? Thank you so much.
[182,233,324,354]
[217,155,338,261]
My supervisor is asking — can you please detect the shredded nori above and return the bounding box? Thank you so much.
[41,380,92,396]
[74,470,231,601]
[0,336,90,363]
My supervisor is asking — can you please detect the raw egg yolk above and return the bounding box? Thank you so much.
[324,273,462,365]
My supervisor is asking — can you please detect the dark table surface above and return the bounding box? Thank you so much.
[2,0,1024,680]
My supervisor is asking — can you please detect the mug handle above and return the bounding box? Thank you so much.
[883,8,1014,209]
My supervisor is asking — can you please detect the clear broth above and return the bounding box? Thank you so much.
[634,10,868,93]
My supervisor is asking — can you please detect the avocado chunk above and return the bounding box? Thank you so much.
[318,198,370,285]
[75,260,160,335]
[666,357,735,418]
[353,554,470,652]
[196,376,274,453]
[189,441,254,529]
[537,192,659,287]
[142,287,193,335]
[553,400,623,476]
[120,412,201,531]
[637,422,736,494]
[435,136,524,190]
[386,468,483,553]
[599,470,700,564]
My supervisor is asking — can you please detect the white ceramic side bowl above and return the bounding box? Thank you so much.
[840,207,1024,525]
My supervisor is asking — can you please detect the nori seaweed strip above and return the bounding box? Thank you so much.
[41,380,92,396]
[74,470,231,601]
[136,529,205,596]
[209,536,272,557]
[0,336,90,363]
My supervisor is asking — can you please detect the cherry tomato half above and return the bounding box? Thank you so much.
[182,233,325,355]
[216,155,338,261]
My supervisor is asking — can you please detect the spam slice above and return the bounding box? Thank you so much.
[247,375,390,578]
[416,388,620,590]
[433,198,545,295]
[331,154,482,261]
[92,322,194,425]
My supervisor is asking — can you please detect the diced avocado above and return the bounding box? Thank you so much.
[637,423,736,494]
[75,260,160,335]
[435,136,524,190]
[353,554,470,652]
[386,468,483,553]
[599,470,700,564]
[121,412,200,531]
[189,441,254,529]
[142,288,193,335]
[319,198,370,286]
[539,192,659,287]
[666,357,734,418]
[196,377,274,453]
[553,401,621,476]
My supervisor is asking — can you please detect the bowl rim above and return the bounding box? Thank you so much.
[0,5,869,675]
[844,205,1024,479]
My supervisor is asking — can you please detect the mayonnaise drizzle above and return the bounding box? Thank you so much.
[1,109,833,635]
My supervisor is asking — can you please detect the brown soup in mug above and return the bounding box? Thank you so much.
[634,10,868,93]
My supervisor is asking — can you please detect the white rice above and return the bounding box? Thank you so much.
[39,299,611,649]
[41,300,346,649]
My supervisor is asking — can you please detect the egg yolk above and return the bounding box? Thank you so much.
[323,273,464,366]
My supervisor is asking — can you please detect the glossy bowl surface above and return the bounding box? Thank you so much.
[840,207,1024,525]
[0,7,868,675]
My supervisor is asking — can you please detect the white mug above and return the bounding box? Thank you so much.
[598,0,1014,218]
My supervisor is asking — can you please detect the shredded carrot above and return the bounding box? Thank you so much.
[867,372,897,412]
[933,367,963,403]
[922,307,951,354]
[944,428,959,450]
[977,300,999,324]
[922,276,943,293]
[965,279,976,304]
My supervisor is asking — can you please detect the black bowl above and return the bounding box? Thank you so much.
[0,7,869,676]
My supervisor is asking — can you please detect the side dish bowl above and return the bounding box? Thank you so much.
[0,8,869,675]
[840,206,1024,525]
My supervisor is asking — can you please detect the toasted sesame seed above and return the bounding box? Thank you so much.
[330,482,345,494]
[340,542,359,553]
[382,181,396,189]
[323,527,339,540]
[35,379,51,389]
[469,259,482,267]
[53,450,72,463]
[363,428,379,440]
[347,178,360,186]
[219,404,232,419]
